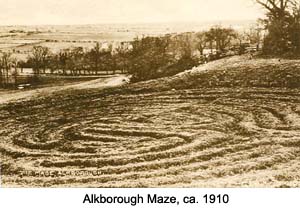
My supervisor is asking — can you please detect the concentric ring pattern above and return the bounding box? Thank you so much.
[1,88,300,187]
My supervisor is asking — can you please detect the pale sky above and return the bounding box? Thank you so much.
[0,0,264,25]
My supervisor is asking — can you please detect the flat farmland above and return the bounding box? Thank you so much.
[0,24,146,59]
[0,23,187,54]
[0,21,253,56]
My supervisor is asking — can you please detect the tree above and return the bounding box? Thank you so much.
[256,0,294,19]
[216,27,236,52]
[205,30,215,53]
[128,36,171,81]
[58,49,69,75]
[256,0,300,54]
[114,45,130,74]
[11,58,19,87]
[71,47,85,75]
[173,33,194,59]
[205,26,237,56]
[236,32,248,54]
[88,43,102,75]
[169,33,199,72]
[29,46,51,76]
[0,52,13,86]
[196,32,207,55]
[60,47,85,76]
[288,1,300,51]
[0,56,3,87]
[101,49,114,75]
[47,54,59,74]
[245,23,265,50]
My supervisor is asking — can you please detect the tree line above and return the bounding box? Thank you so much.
[123,25,259,82]
[1,25,261,86]
[3,1,297,88]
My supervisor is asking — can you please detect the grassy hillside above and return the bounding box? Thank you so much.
[1,55,300,188]
[117,55,300,94]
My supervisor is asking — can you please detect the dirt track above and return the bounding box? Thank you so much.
[0,75,127,105]
[1,87,300,187]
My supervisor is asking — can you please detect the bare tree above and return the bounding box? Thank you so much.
[204,30,215,53]
[30,46,51,76]
[58,50,69,75]
[0,55,3,87]
[11,58,19,87]
[173,33,194,59]
[71,47,85,75]
[256,0,300,53]
[0,52,13,86]
[89,43,102,75]
[256,0,296,19]
[205,26,237,53]
[246,23,265,50]
[114,44,131,74]
[196,32,207,55]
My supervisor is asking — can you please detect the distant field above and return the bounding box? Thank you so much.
[18,32,137,42]
[0,27,139,59]
[14,41,97,54]
[0,21,254,59]
[0,24,168,53]
[0,32,136,59]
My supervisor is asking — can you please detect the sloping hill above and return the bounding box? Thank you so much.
[121,55,300,93]
[1,55,300,188]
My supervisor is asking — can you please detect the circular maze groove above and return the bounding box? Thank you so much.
[1,88,300,187]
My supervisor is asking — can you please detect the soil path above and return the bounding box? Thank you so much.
[0,74,127,104]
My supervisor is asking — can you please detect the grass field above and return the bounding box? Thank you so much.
[1,56,300,187]
[0,25,139,60]
[0,21,253,60]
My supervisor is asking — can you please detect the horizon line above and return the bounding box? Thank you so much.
[0,19,258,27]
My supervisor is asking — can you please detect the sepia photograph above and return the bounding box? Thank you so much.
[0,0,300,188]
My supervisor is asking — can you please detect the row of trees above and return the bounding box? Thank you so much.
[19,26,242,82]
[1,25,261,86]
[256,0,300,54]
[124,26,245,82]
[120,23,267,81]
[25,43,116,76]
